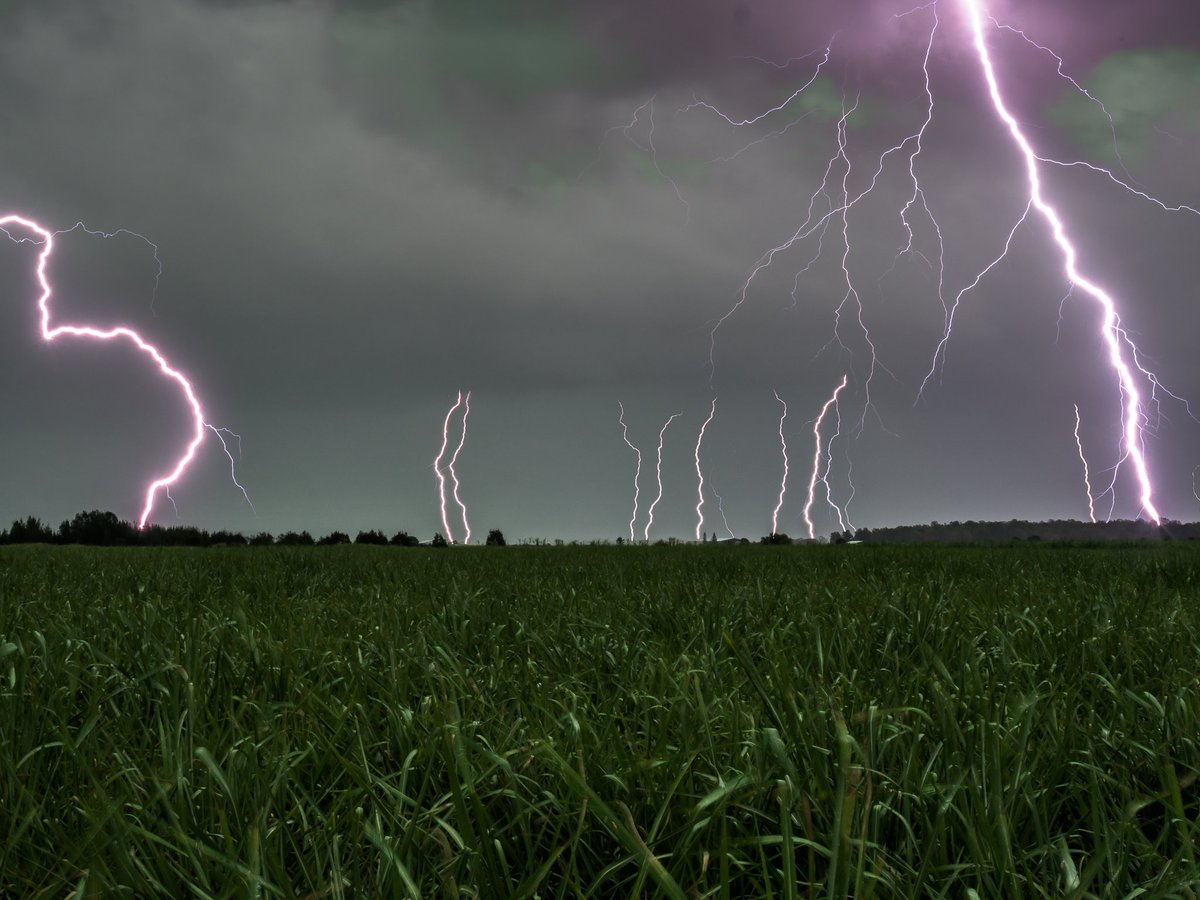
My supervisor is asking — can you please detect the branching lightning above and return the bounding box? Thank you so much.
[959,0,1162,523]
[673,0,1194,533]
[1,214,249,528]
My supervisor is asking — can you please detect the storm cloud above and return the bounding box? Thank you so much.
[1,0,1197,539]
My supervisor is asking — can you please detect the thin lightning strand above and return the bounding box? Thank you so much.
[447,391,472,545]
[208,425,255,514]
[803,375,849,541]
[770,391,789,536]
[644,412,681,541]
[1073,403,1097,524]
[991,17,1136,183]
[433,391,463,544]
[617,401,643,542]
[2,214,233,528]
[55,222,165,315]
[712,486,736,540]
[960,0,1160,523]
[706,7,941,419]
[694,397,718,541]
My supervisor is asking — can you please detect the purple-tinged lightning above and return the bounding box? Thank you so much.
[1072,404,1097,525]
[803,376,849,541]
[617,401,644,542]
[770,391,790,536]
[448,391,472,545]
[1,214,246,528]
[694,397,718,541]
[433,391,464,543]
[959,0,1161,524]
[644,412,681,541]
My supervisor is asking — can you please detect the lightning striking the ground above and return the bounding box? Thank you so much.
[617,401,644,542]
[448,391,472,545]
[644,412,681,541]
[959,0,1162,523]
[434,391,465,543]
[1073,404,1097,524]
[650,0,1193,536]
[1,213,248,528]
[694,397,718,541]
[770,391,790,536]
[803,376,849,541]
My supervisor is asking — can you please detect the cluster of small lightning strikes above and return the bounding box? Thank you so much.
[0,214,252,528]
[612,0,1198,539]
[433,391,472,544]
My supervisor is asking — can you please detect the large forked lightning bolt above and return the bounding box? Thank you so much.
[2,214,245,528]
[644,412,681,541]
[770,391,789,536]
[694,397,717,541]
[960,0,1160,524]
[803,375,849,540]
[617,401,643,542]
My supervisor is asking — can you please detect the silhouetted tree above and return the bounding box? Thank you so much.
[355,530,389,545]
[210,530,248,546]
[317,531,350,546]
[431,532,448,548]
[58,510,137,546]
[248,532,275,546]
[390,530,420,547]
[760,533,792,545]
[277,530,315,546]
[7,517,55,544]
[486,529,506,546]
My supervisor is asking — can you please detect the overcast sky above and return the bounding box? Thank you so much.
[1,0,1198,541]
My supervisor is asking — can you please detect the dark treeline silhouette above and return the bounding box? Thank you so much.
[0,510,504,548]
[3,510,1196,548]
[836,518,1200,544]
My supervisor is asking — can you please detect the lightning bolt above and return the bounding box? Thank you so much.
[820,381,851,534]
[644,412,681,541]
[448,391,472,545]
[694,396,718,541]
[617,401,644,542]
[1,214,248,528]
[1073,403,1097,524]
[770,391,790,536]
[803,375,849,541]
[959,0,1161,523]
[433,391,464,544]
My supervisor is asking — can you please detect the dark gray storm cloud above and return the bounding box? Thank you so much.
[1,0,1198,539]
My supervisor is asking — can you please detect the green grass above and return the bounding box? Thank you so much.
[1,543,1199,897]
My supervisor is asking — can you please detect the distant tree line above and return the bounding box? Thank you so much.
[834,518,1200,544]
[3,510,1196,548]
[0,510,509,548]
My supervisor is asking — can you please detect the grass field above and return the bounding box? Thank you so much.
[1,543,1199,897]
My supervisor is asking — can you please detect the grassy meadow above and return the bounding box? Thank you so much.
[1,542,1199,897]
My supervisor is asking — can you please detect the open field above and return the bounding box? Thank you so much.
[2,543,1199,897]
